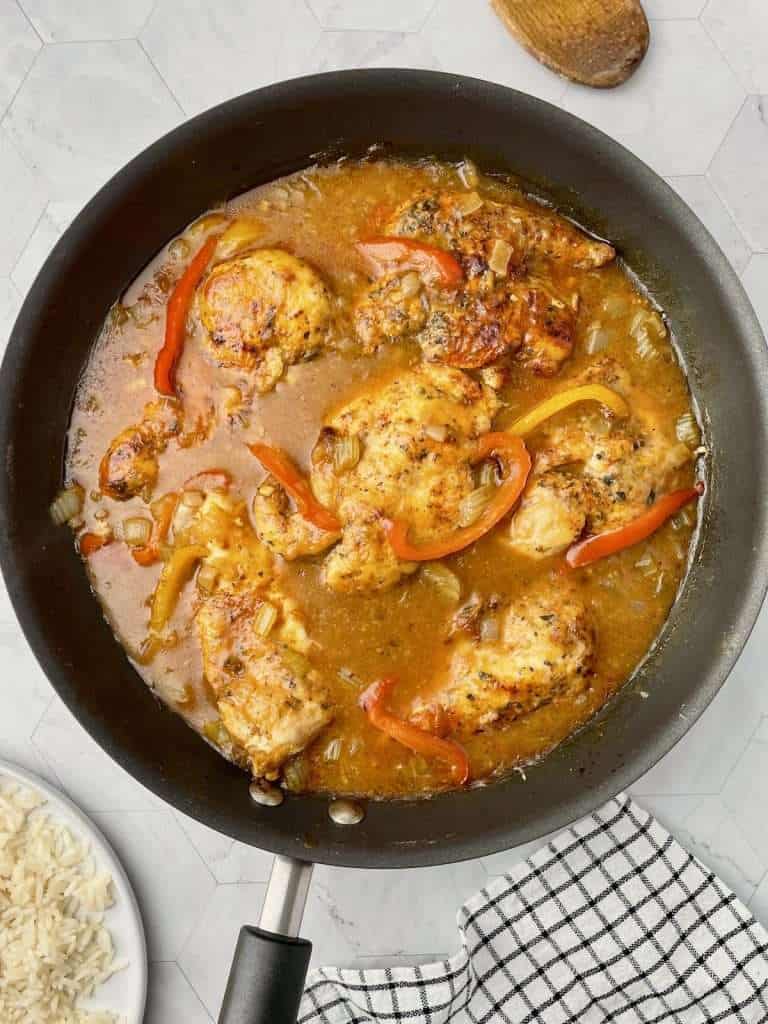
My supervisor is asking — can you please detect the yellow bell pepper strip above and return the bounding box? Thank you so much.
[566,482,704,569]
[383,432,531,561]
[132,492,178,567]
[357,237,464,289]
[360,676,470,785]
[148,544,207,635]
[79,532,111,557]
[510,385,630,437]
[154,235,219,397]
[248,442,342,533]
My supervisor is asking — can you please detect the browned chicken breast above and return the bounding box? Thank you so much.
[197,591,332,780]
[352,189,607,376]
[387,191,615,272]
[250,364,500,592]
[506,358,693,558]
[99,399,180,501]
[420,583,595,734]
[197,249,335,393]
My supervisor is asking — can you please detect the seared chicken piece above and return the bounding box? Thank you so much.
[251,477,340,561]
[354,271,427,353]
[99,399,180,501]
[387,191,615,272]
[310,365,500,593]
[422,584,595,734]
[197,591,331,779]
[250,365,499,592]
[508,358,693,556]
[197,249,335,393]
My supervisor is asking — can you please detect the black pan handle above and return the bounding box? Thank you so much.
[218,926,311,1024]
[218,856,315,1024]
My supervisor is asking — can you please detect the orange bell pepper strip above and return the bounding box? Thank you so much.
[360,676,470,785]
[132,492,178,567]
[183,468,232,492]
[357,237,464,289]
[383,433,531,561]
[79,532,111,557]
[566,481,704,569]
[154,234,219,397]
[248,442,342,532]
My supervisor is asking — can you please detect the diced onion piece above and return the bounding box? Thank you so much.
[196,562,219,594]
[585,323,614,355]
[222,386,242,416]
[50,485,84,526]
[478,460,498,488]
[399,271,422,298]
[458,484,495,527]
[453,191,484,216]
[216,218,264,259]
[339,666,364,687]
[489,238,513,276]
[253,601,278,638]
[421,563,461,603]
[457,160,479,188]
[333,434,361,474]
[282,648,311,679]
[122,516,152,547]
[323,738,343,763]
[600,295,630,318]
[283,756,309,792]
[181,489,204,508]
[675,411,699,447]
[480,616,500,641]
[424,424,448,443]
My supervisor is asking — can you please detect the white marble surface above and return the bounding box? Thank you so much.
[1,2,768,1020]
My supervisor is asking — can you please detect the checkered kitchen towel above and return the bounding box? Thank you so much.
[300,795,768,1023]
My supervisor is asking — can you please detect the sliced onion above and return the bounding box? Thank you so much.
[584,323,614,355]
[283,756,309,792]
[50,485,84,526]
[168,237,191,264]
[323,738,343,763]
[424,424,448,443]
[480,616,500,641]
[457,160,479,189]
[338,666,364,687]
[122,516,152,547]
[399,271,422,298]
[458,484,494,527]
[333,434,361,474]
[181,489,204,508]
[478,461,499,488]
[454,191,484,216]
[489,238,513,276]
[253,601,278,638]
[675,411,699,447]
[421,563,461,602]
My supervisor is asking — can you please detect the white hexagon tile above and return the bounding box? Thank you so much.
[2,3,768,1020]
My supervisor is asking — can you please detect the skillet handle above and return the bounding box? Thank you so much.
[218,856,315,1024]
[218,925,311,1024]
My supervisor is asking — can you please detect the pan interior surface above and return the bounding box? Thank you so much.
[1,71,766,868]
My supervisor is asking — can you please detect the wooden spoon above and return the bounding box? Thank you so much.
[490,0,649,89]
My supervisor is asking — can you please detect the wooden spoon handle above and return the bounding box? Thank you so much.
[491,0,649,89]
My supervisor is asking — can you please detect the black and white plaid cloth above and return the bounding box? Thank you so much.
[300,795,768,1023]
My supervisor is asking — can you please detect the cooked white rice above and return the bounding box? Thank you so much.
[0,777,123,1023]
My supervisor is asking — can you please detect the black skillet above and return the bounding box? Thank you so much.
[1,71,767,1023]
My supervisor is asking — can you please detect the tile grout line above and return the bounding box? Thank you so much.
[13,0,43,46]
[136,37,188,119]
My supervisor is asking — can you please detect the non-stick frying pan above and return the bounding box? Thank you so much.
[1,71,767,1023]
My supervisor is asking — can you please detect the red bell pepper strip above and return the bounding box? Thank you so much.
[360,676,470,785]
[566,482,704,569]
[132,492,178,567]
[357,237,464,288]
[79,532,111,557]
[154,235,218,397]
[248,443,342,532]
[183,468,232,492]
[383,433,531,561]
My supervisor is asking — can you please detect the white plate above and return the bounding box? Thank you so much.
[0,758,148,1024]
